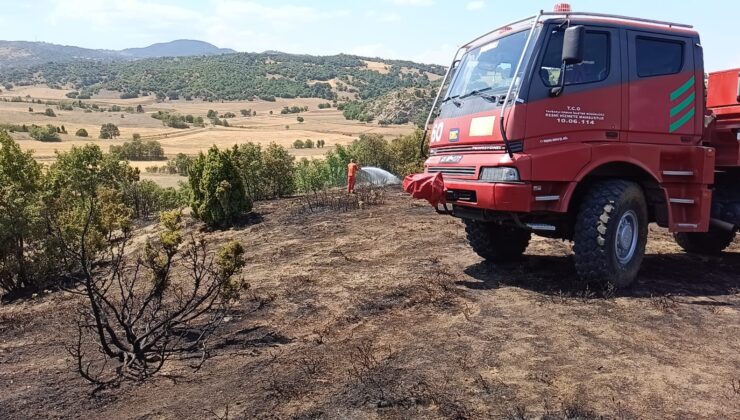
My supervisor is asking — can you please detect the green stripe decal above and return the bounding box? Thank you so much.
[670,91,695,117]
[670,76,695,101]
[669,107,695,133]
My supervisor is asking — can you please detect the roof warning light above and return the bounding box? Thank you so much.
[554,3,572,12]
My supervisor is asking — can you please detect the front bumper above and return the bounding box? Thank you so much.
[443,180,533,212]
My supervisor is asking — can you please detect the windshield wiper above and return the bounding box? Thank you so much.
[459,87,498,102]
[441,95,462,107]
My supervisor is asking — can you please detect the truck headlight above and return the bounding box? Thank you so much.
[479,167,519,182]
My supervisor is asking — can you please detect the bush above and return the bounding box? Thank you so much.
[44,108,56,117]
[99,123,120,139]
[119,91,139,99]
[389,129,425,176]
[231,143,265,202]
[173,153,192,176]
[293,139,304,149]
[75,128,88,137]
[151,111,190,129]
[34,144,139,297]
[261,143,295,198]
[295,158,329,193]
[67,207,244,385]
[348,133,393,170]
[129,180,188,218]
[29,124,60,141]
[0,132,46,298]
[109,138,165,160]
[189,146,251,229]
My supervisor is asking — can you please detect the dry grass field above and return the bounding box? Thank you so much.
[1,189,738,419]
[0,85,415,179]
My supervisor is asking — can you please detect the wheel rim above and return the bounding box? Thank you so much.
[615,210,639,264]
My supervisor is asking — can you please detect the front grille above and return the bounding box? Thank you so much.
[430,140,524,155]
[426,166,476,178]
[446,189,477,202]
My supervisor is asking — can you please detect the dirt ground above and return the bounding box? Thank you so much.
[1,189,739,419]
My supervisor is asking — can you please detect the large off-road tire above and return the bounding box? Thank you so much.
[464,220,531,262]
[573,180,648,288]
[673,228,737,255]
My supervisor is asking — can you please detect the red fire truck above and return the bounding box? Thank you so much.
[404,4,740,287]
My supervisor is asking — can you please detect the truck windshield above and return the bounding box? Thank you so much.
[445,29,533,102]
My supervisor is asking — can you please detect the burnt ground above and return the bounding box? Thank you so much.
[1,188,739,419]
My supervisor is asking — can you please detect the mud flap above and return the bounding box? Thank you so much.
[402,172,446,207]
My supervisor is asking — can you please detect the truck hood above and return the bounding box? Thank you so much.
[429,108,511,149]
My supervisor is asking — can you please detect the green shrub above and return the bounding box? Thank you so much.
[261,143,295,198]
[347,133,393,170]
[75,128,88,137]
[0,131,47,297]
[30,124,60,141]
[295,158,329,193]
[129,180,187,219]
[189,146,251,229]
[109,138,165,160]
[99,123,120,139]
[231,143,265,201]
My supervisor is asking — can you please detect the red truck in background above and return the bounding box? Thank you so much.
[405,4,740,288]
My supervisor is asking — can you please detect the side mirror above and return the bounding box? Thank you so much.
[550,26,585,97]
[562,25,585,65]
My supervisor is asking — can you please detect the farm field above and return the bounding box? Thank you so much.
[0,85,416,177]
[1,190,738,419]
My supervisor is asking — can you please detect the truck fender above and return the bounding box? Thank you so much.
[559,157,664,214]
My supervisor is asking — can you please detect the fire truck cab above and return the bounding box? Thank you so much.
[407,4,740,287]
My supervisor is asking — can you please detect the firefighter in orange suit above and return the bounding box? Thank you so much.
[347,159,359,193]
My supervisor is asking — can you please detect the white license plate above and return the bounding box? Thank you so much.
[439,155,463,163]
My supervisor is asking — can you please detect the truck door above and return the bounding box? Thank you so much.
[626,31,701,144]
[525,24,622,146]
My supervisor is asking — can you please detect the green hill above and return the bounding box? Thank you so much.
[0,51,445,102]
[340,86,437,127]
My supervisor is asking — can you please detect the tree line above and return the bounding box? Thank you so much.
[1,52,445,102]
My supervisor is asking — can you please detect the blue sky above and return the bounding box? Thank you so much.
[0,0,738,70]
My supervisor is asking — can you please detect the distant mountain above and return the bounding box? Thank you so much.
[0,40,236,68]
[120,40,236,59]
[0,41,119,68]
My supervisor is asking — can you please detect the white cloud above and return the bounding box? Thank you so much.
[466,1,485,11]
[47,0,350,53]
[412,43,457,65]
[381,13,402,22]
[49,0,200,31]
[210,1,349,29]
[389,0,434,6]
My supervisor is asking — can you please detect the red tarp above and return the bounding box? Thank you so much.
[402,172,446,207]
